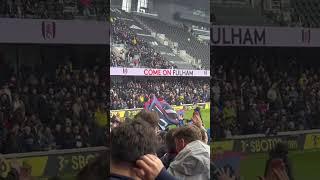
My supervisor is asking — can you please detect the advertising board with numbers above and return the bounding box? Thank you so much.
[233,135,304,153]
[304,133,320,150]
[0,147,107,178]
[213,130,320,154]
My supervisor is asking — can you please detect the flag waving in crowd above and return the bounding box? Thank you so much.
[144,94,179,130]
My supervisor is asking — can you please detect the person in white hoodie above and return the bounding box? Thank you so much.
[168,125,210,180]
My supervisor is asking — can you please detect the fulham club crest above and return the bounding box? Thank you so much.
[301,29,311,44]
[122,68,128,75]
[42,21,56,40]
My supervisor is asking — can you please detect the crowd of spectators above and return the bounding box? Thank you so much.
[0,57,107,154]
[212,53,320,139]
[0,0,108,19]
[111,16,178,69]
[109,110,210,180]
[136,15,210,69]
[110,77,210,110]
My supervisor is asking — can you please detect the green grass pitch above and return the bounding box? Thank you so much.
[168,108,210,129]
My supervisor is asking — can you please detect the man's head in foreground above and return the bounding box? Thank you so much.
[110,118,158,178]
[135,110,160,133]
[168,125,210,179]
[173,125,202,153]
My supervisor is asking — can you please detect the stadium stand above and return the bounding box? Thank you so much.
[290,0,320,28]
[0,0,109,178]
[110,77,210,110]
[111,7,209,69]
[0,50,107,154]
[0,0,108,20]
[212,5,271,26]
[211,0,320,27]
[212,48,320,139]
[111,13,178,69]
[136,15,210,69]
[212,1,320,180]
[212,0,272,26]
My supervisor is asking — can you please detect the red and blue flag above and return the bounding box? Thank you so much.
[144,95,179,130]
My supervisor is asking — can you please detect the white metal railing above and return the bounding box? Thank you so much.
[212,0,250,7]
[229,129,320,140]
[0,146,108,159]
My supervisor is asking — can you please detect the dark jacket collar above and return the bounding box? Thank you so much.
[109,173,135,180]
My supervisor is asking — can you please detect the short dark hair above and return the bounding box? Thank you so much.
[134,110,159,129]
[111,119,158,164]
[173,125,202,144]
[165,128,177,152]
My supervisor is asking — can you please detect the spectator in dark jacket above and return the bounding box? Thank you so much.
[53,124,63,149]
[160,128,178,169]
[3,124,21,153]
[21,126,36,152]
[110,117,177,180]
[62,127,75,149]
[81,124,92,147]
